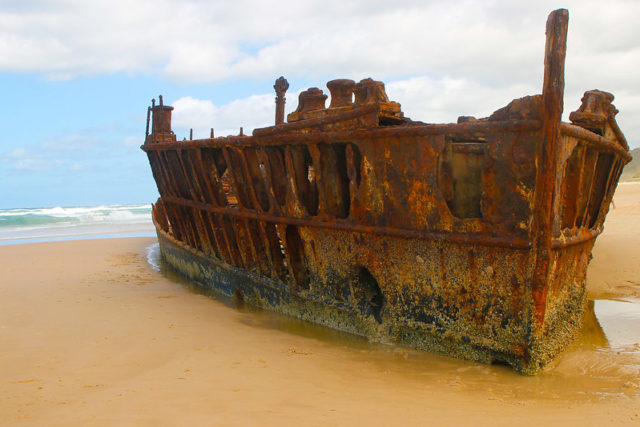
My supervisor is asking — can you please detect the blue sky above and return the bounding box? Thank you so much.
[1,0,638,209]
[0,72,295,208]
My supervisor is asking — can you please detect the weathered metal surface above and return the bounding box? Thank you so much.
[141,9,630,374]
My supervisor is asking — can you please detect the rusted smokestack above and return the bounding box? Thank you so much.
[150,95,176,143]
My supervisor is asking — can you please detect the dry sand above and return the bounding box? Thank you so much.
[1,184,639,425]
[587,183,640,300]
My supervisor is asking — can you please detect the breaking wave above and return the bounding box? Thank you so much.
[0,204,154,244]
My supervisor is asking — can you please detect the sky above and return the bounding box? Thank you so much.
[1,0,638,209]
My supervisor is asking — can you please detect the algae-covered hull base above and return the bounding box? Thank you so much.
[156,228,588,375]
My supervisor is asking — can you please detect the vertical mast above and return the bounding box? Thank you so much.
[531,9,569,324]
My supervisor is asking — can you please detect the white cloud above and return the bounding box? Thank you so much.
[172,94,279,138]
[5,147,58,171]
[386,77,537,124]
[1,133,131,172]
[172,97,216,132]
[1,1,638,145]
[122,136,143,147]
[8,148,27,158]
[0,0,637,87]
[168,70,640,146]
[41,133,100,151]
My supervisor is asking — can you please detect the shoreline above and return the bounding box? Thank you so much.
[0,231,156,247]
[0,203,154,246]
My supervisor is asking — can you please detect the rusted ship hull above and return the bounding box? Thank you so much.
[142,10,630,374]
[154,216,591,373]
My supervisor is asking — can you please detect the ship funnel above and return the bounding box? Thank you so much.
[148,95,176,143]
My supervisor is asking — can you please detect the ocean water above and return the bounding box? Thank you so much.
[0,204,155,245]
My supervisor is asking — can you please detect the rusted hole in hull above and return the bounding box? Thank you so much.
[319,143,351,219]
[274,226,288,269]
[292,146,319,216]
[575,150,598,225]
[560,146,583,229]
[204,148,227,177]
[265,223,288,282]
[285,226,310,290]
[587,153,614,228]
[346,143,362,188]
[266,147,288,207]
[307,164,317,193]
[226,149,255,209]
[333,143,351,218]
[378,116,406,126]
[201,148,229,206]
[352,267,384,324]
[220,169,238,207]
[245,148,271,212]
[491,358,510,367]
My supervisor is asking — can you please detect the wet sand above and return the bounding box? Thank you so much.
[1,184,639,425]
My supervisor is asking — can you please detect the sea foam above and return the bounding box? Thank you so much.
[0,204,155,245]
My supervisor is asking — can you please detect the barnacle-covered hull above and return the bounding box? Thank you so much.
[154,218,592,373]
[141,10,630,374]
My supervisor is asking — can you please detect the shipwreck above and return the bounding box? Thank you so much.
[141,9,631,374]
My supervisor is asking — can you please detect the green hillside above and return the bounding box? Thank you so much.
[621,147,640,181]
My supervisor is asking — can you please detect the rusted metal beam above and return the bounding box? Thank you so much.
[550,227,601,249]
[531,8,569,325]
[163,195,532,249]
[143,120,543,150]
[560,123,632,161]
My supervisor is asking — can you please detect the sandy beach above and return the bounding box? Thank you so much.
[586,183,640,300]
[1,184,639,425]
